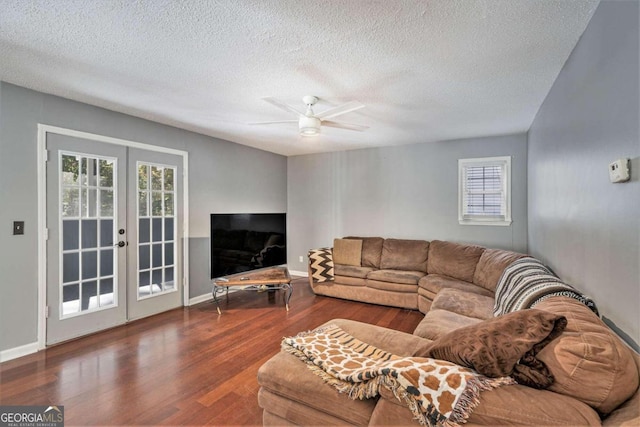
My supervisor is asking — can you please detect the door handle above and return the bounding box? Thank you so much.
[115,241,126,248]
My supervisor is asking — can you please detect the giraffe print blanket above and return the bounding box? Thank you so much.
[282,324,515,426]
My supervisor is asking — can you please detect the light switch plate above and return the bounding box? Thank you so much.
[13,221,25,235]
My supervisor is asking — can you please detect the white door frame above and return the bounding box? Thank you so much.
[37,124,190,350]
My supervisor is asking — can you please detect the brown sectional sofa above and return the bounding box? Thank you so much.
[258,237,640,425]
[311,237,523,314]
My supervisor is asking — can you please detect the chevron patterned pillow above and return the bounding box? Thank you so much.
[308,248,334,283]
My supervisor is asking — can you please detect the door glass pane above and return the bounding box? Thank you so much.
[152,218,162,242]
[139,245,150,270]
[137,161,177,299]
[63,220,79,251]
[164,243,173,265]
[151,192,162,216]
[99,159,113,187]
[88,189,98,217]
[59,152,117,317]
[82,281,98,310]
[63,253,79,283]
[81,219,98,249]
[164,267,174,290]
[100,249,114,276]
[151,166,162,190]
[81,188,89,218]
[139,218,150,243]
[164,168,174,191]
[99,278,114,307]
[138,164,148,190]
[152,269,162,288]
[62,188,80,217]
[152,244,162,268]
[138,192,148,217]
[62,155,80,185]
[82,251,97,280]
[100,190,114,217]
[62,284,80,315]
[100,220,113,247]
[164,193,174,216]
[164,218,174,242]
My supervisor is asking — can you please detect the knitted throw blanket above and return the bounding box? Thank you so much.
[282,325,514,427]
[494,257,598,317]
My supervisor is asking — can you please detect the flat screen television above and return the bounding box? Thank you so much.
[210,213,286,279]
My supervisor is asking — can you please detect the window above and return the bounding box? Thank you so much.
[458,156,511,226]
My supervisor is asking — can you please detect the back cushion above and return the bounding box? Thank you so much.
[333,238,362,266]
[344,236,384,268]
[534,297,639,415]
[473,248,527,292]
[427,240,485,282]
[379,239,429,272]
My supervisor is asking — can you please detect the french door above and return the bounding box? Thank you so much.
[45,133,183,345]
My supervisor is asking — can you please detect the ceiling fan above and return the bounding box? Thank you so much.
[251,95,368,136]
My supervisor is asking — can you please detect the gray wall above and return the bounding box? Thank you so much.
[287,133,528,272]
[528,0,639,347]
[0,82,287,352]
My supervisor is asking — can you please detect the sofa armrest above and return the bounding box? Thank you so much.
[318,318,433,356]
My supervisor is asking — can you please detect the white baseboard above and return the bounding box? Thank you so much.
[289,270,309,277]
[0,341,39,363]
[188,293,213,306]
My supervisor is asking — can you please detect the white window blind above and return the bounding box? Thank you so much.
[458,156,511,226]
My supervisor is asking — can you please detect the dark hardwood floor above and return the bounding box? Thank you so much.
[0,278,424,426]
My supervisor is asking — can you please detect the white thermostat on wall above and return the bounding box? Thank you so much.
[609,158,630,183]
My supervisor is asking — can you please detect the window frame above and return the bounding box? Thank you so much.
[458,156,512,226]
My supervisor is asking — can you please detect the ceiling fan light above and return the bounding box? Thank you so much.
[299,116,321,136]
[300,127,319,136]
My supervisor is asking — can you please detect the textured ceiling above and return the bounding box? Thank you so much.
[0,0,599,156]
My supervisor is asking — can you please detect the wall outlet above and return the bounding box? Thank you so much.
[299,255,304,263]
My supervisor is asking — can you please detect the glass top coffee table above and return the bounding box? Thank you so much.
[211,266,292,314]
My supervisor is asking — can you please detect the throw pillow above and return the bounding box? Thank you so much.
[418,309,567,389]
[333,238,362,266]
[308,248,334,283]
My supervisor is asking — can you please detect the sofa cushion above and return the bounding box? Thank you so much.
[366,269,425,285]
[413,309,483,340]
[366,280,418,294]
[344,236,384,268]
[373,384,601,426]
[333,238,362,266]
[427,240,485,282]
[473,248,527,291]
[260,391,351,426]
[334,264,373,279]
[257,351,376,425]
[534,296,640,415]
[430,288,494,320]
[468,384,602,426]
[419,309,568,389]
[418,274,493,297]
[333,276,367,286]
[379,239,429,272]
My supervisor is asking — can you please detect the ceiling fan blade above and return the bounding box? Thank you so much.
[262,97,306,117]
[249,120,298,125]
[315,101,364,120]
[322,120,369,131]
